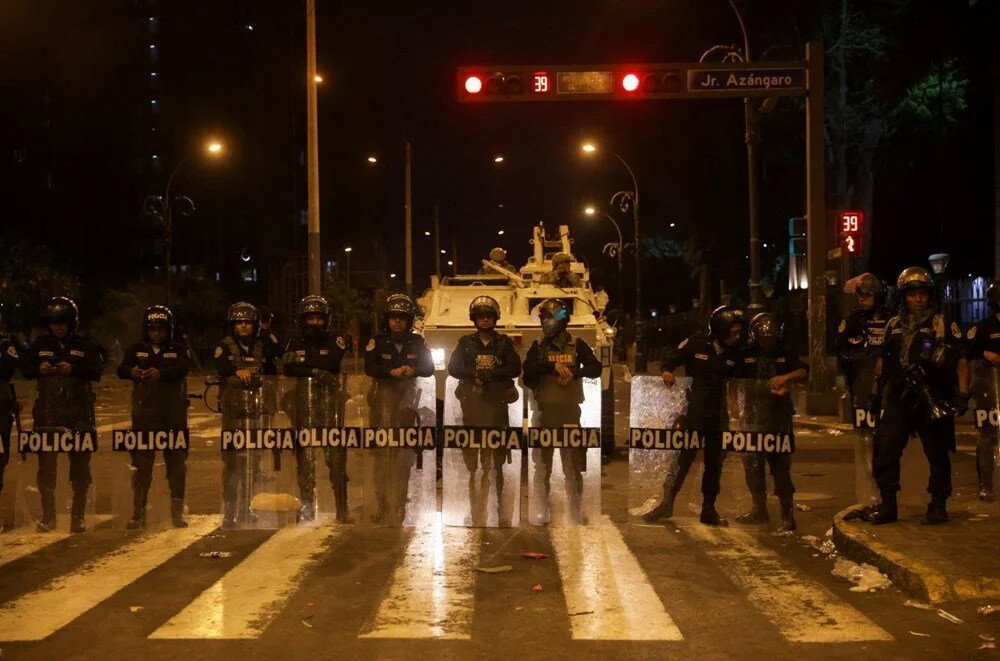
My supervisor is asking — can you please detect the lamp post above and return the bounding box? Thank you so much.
[582,142,647,371]
[343,246,352,324]
[583,206,625,320]
[143,140,223,305]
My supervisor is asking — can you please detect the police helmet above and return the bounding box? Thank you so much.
[987,282,1000,313]
[896,267,934,293]
[383,293,417,330]
[855,272,885,298]
[551,252,572,268]
[227,301,259,336]
[748,312,782,346]
[708,305,746,344]
[469,295,501,323]
[142,305,174,343]
[298,295,331,326]
[489,247,507,263]
[41,296,79,333]
[538,298,570,337]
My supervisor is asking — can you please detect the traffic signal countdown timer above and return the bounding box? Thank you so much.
[839,210,863,253]
[458,63,806,102]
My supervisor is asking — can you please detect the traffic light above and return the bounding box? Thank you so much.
[458,65,685,102]
[838,210,863,253]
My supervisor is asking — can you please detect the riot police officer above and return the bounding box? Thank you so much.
[836,273,890,409]
[22,297,103,533]
[117,306,193,529]
[363,294,434,523]
[0,312,19,506]
[523,298,601,523]
[867,267,970,525]
[964,281,1000,501]
[282,295,350,522]
[539,253,582,288]
[479,247,517,276]
[447,296,521,525]
[644,305,746,526]
[214,302,278,529]
[733,312,808,532]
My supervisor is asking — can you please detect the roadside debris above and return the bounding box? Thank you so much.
[831,558,891,592]
[977,605,1000,617]
[908,631,931,637]
[568,611,594,617]
[936,609,964,624]
[129,606,145,613]
[794,504,811,512]
[198,551,233,559]
[475,565,513,574]
[628,498,659,517]
[532,584,542,591]
[521,552,551,560]
[903,600,935,611]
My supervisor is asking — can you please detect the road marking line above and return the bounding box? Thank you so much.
[359,517,480,639]
[678,520,893,643]
[549,516,683,641]
[0,516,114,568]
[0,515,217,641]
[149,520,343,639]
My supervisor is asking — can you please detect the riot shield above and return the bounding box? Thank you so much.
[361,375,437,526]
[442,376,522,527]
[626,375,692,522]
[13,376,98,531]
[279,375,361,523]
[971,362,1000,495]
[849,354,879,506]
[525,376,601,526]
[110,377,191,530]
[218,375,297,529]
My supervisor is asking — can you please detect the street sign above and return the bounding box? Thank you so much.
[686,67,805,94]
[457,62,807,102]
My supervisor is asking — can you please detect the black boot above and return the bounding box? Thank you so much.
[334,483,352,524]
[171,498,188,528]
[700,502,728,526]
[36,488,57,532]
[127,487,148,531]
[920,499,948,526]
[735,493,770,525]
[70,488,88,533]
[777,498,797,533]
[868,493,898,525]
[221,499,238,530]
[642,490,677,523]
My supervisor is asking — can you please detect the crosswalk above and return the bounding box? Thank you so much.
[0,514,896,647]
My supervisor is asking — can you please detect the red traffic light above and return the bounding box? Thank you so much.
[464,75,483,94]
[621,72,640,93]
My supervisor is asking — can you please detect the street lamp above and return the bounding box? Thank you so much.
[313,74,324,83]
[367,155,378,164]
[581,141,646,371]
[343,246,353,323]
[582,206,626,320]
[493,155,505,163]
[144,139,224,305]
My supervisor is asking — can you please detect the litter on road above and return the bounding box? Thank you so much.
[936,609,964,625]
[520,552,551,560]
[475,565,513,574]
[198,551,233,559]
[831,558,891,592]
[903,600,935,611]
[977,604,1000,616]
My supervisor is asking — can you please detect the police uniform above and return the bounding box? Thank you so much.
[283,331,348,520]
[523,330,601,521]
[734,342,808,525]
[116,336,193,527]
[0,336,19,496]
[658,334,739,507]
[214,332,278,527]
[965,313,1000,498]
[872,312,964,514]
[448,330,522,524]
[539,270,582,288]
[836,307,891,408]
[364,330,434,523]
[22,331,103,530]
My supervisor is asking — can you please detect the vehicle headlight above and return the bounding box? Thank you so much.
[604,327,616,337]
[431,348,446,370]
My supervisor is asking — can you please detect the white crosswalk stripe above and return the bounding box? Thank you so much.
[359,517,480,639]
[0,516,114,569]
[549,516,683,641]
[677,520,893,643]
[0,515,218,641]
[149,518,345,639]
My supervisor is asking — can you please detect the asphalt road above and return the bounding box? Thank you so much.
[0,375,996,660]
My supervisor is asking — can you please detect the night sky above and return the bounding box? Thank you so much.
[0,0,996,313]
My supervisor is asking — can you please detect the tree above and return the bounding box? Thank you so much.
[0,239,80,332]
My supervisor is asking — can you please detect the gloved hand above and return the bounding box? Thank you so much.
[953,391,970,417]
[311,368,339,388]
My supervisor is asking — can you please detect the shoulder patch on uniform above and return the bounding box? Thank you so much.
[678,338,688,349]
[838,319,846,333]
[951,322,962,339]
[336,336,346,350]
[366,338,376,352]
[6,345,17,358]
[213,346,223,359]
[968,326,978,340]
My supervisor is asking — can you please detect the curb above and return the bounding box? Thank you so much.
[832,506,956,603]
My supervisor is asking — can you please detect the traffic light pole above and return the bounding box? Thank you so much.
[306,0,321,296]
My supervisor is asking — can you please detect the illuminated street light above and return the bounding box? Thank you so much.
[493,155,504,163]
[584,206,596,216]
[447,260,454,266]
[424,230,431,236]
[440,249,446,254]
[367,155,377,164]
[314,74,324,83]
[390,273,397,278]
[344,246,352,253]
[497,229,505,235]
[581,142,597,153]
[207,141,223,154]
